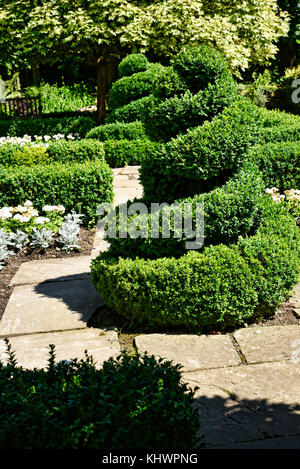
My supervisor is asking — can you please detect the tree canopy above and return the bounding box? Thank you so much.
[0,0,291,121]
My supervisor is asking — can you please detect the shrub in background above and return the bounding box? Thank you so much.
[0,346,200,449]
[103,139,162,168]
[108,64,164,110]
[172,45,229,93]
[86,121,147,141]
[0,116,96,138]
[47,139,105,164]
[118,53,149,79]
[106,95,155,124]
[152,67,187,100]
[0,160,113,226]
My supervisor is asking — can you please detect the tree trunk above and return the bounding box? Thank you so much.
[32,64,40,86]
[96,60,107,124]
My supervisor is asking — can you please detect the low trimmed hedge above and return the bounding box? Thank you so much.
[86,121,147,141]
[145,71,237,141]
[91,197,300,331]
[0,348,199,449]
[0,160,113,226]
[249,141,300,191]
[106,95,155,124]
[0,140,105,167]
[47,139,105,164]
[141,98,261,202]
[0,116,96,138]
[103,139,162,168]
[258,123,300,144]
[118,53,149,79]
[108,64,164,110]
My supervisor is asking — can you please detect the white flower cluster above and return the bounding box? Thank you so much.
[0,133,81,148]
[0,208,83,270]
[265,187,300,204]
[0,201,65,223]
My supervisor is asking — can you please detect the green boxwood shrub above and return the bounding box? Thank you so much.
[104,139,162,167]
[249,141,300,191]
[0,347,199,449]
[107,166,264,260]
[145,71,237,141]
[141,98,262,202]
[172,45,229,92]
[0,116,96,138]
[108,64,164,110]
[0,160,113,226]
[106,95,155,124]
[258,123,300,144]
[47,139,105,164]
[118,53,149,78]
[86,121,147,141]
[0,140,105,167]
[91,197,300,331]
[152,67,187,100]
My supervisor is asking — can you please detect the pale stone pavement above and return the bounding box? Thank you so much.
[0,165,299,449]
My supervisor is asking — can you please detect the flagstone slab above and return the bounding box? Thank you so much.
[0,328,120,369]
[9,256,92,287]
[184,362,300,447]
[233,325,300,364]
[135,333,241,372]
[0,279,104,336]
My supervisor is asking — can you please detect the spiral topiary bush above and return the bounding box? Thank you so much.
[91,46,300,331]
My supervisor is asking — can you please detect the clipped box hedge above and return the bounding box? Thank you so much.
[106,95,155,124]
[108,165,264,260]
[141,98,261,202]
[0,139,105,167]
[86,121,147,141]
[145,71,237,141]
[108,63,164,110]
[103,139,162,168]
[118,53,149,78]
[91,197,300,331]
[0,116,96,138]
[0,160,113,226]
[249,141,300,191]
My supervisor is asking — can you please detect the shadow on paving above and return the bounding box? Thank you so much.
[194,393,300,449]
[34,273,103,322]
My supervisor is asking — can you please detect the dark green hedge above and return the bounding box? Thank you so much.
[0,349,199,449]
[0,160,113,226]
[141,98,261,202]
[172,45,229,93]
[108,64,164,110]
[106,95,155,124]
[249,141,300,191]
[91,197,300,331]
[118,53,149,78]
[145,71,237,141]
[0,116,96,137]
[107,166,264,260]
[104,139,162,168]
[86,121,147,141]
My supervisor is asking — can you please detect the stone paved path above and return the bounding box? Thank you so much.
[1,165,300,449]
